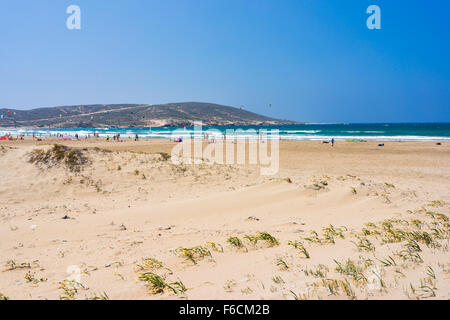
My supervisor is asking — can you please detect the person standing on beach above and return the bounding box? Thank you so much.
[331,138,335,147]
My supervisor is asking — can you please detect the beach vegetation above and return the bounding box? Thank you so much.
[353,237,375,252]
[0,293,9,300]
[58,280,83,300]
[272,276,285,284]
[24,271,47,284]
[227,237,245,250]
[205,242,223,252]
[378,256,396,267]
[4,260,35,271]
[28,144,89,172]
[287,240,310,258]
[136,257,165,271]
[159,152,171,161]
[138,272,186,294]
[87,292,110,300]
[303,264,329,278]
[257,232,279,246]
[276,258,289,270]
[174,246,211,264]
[334,259,366,281]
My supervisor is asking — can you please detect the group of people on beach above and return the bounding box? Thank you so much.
[106,133,122,142]
[0,133,24,141]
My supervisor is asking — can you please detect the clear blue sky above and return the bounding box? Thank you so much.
[1,0,449,123]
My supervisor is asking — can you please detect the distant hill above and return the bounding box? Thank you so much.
[0,102,299,128]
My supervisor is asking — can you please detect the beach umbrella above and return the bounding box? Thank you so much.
[7,110,10,115]
[1,114,4,120]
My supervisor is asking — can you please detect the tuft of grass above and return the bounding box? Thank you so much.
[317,278,356,299]
[322,225,346,243]
[159,152,171,161]
[353,237,375,252]
[303,264,329,278]
[339,279,356,300]
[276,258,289,270]
[303,225,346,245]
[425,266,436,280]
[242,232,279,247]
[175,246,211,264]
[321,278,339,295]
[257,232,279,246]
[24,271,47,284]
[4,260,34,271]
[138,272,167,294]
[334,259,366,281]
[287,240,310,258]
[303,231,322,244]
[243,235,259,245]
[224,280,237,292]
[272,276,285,284]
[427,200,446,207]
[138,272,186,295]
[28,144,89,172]
[58,280,83,300]
[227,237,245,250]
[206,242,224,253]
[378,256,397,267]
[136,258,165,271]
[88,292,110,300]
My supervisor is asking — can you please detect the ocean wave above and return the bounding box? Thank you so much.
[280,135,450,141]
[282,130,321,134]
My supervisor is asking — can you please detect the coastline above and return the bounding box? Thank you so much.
[1,123,449,142]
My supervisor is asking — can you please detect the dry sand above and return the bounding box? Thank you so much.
[0,138,448,300]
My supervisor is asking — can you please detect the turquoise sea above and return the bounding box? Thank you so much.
[1,123,449,141]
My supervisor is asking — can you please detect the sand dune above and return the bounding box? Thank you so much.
[0,139,448,300]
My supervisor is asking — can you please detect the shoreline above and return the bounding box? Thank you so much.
[1,130,449,142]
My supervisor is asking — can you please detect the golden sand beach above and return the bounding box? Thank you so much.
[0,138,448,300]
